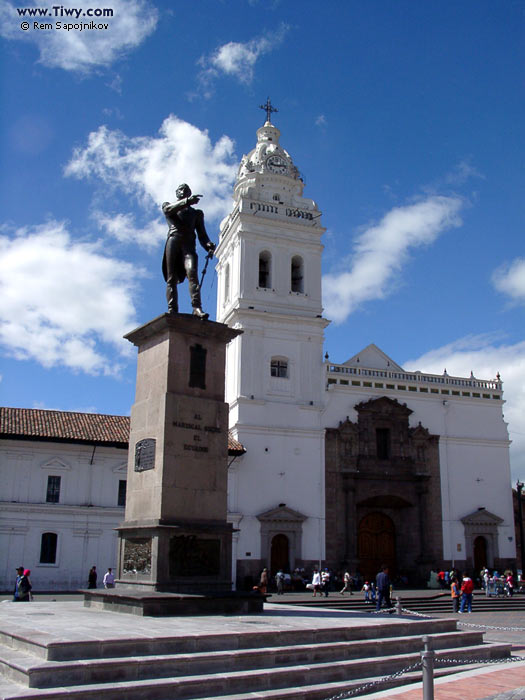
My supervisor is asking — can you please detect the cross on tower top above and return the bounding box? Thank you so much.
[259,97,278,124]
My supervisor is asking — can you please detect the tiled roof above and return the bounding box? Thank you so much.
[0,407,246,455]
[0,407,129,446]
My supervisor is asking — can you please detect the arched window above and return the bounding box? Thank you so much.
[291,255,304,293]
[224,263,230,303]
[271,357,288,378]
[40,532,58,564]
[259,251,271,289]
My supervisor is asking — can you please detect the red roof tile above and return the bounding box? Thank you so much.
[0,407,246,455]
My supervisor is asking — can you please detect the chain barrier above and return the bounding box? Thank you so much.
[322,661,423,700]
[456,622,525,632]
[322,655,525,700]
[438,655,525,664]
[399,606,525,631]
[367,606,396,615]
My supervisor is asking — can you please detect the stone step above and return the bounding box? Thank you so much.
[0,643,511,699]
[0,618,458,662]
[0,630,485,689]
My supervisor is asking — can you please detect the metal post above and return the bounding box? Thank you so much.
[421,635,435,700]
[396,596,402,616]
[517,481,524,578]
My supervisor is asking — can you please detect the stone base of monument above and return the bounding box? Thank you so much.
[82,588,265,616]
[116,520,234,595]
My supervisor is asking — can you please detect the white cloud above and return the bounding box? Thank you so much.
[65,115,237,224]
[0,0,158,73]
[0,221,143,374]
[406,335,525,482]
[322,195,464,323]
[315,115,327,127]
[198,24,289,92]
[492,258,525,304]
[94,212,165,249]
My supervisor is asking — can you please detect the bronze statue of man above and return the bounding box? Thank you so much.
[161,183,215,318]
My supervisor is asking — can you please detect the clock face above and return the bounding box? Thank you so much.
[266,155,287,174]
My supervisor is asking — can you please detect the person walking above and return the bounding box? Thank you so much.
[311,568,321,597]
[459,573,474,613]
[13,567,31,602]
[340,571,353,595]
[321,568,331,597]
[451,576,460,613]
[275,570,285,595]
[376,565,392,611]
[88,566,97,589]
[259,568,268,594]
[103,567,115,589]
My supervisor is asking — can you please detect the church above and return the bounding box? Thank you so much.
[0,114,516,591]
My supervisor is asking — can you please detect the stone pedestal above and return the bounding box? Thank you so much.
[116,313,241,595]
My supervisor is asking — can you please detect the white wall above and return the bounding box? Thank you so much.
[0,439,126,592]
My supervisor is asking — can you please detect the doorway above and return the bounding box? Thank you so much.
[270,533,290,575]
[357,512,396,581]
[473,535,488,572]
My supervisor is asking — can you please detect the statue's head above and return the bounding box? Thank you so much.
[176,183,191,200]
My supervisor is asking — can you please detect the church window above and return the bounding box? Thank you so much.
[376,428,390,459]
[224,263,230,303]
[118,480,127,507]
[46,475,61,503]
[40,532,57,564]
[291,256,304,293]
[386,384,395,389]
[374,383,384,388]
[363,381,372,387]
[259,251,271,288]
[271,358,288,378]
[409,386,417,392]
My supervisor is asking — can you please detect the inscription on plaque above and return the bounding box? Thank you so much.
[169,535,221,577]
[134,438,156,472]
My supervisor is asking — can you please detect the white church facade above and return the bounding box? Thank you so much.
[0,116,516,591]
[214,116,515,586]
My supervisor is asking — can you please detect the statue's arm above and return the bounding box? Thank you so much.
[162,194,202,215]
[194,210,215,253]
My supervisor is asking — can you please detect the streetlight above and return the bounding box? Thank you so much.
[517,480,524,581]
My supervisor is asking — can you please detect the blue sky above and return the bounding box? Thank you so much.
[1,0,524,481]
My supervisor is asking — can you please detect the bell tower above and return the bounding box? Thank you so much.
[215,105,329,583]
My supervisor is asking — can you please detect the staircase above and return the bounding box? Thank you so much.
[0,617,510,699]
[276,591,525,615]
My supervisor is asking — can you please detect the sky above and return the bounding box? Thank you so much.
[0,0,524,483]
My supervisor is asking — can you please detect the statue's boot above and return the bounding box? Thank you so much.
[190,280,208,320]
[192,307,209,320]
[166,284,178,314]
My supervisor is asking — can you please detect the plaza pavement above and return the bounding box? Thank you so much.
[0,592,523,699]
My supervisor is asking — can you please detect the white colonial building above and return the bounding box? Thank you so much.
[0,115,516,591]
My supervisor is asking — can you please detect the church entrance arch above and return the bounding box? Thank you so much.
[358,512,396,581]
[473,535,488,573]
[271,534,289,575]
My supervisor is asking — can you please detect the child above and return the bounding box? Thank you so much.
[450,576,460,613]
[362,581,371,603]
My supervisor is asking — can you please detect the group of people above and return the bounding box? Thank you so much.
[11,565,117,600]
[87,566,115,589]
[479,567,518,597]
